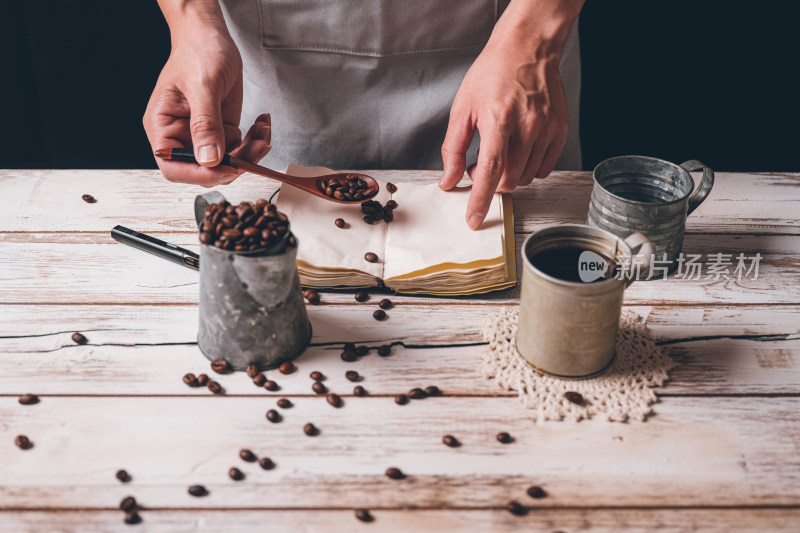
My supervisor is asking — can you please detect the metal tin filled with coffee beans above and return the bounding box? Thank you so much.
[195,191,311,371]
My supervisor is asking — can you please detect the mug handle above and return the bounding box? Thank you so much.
[680,160,715,215]
[622,232,656,286]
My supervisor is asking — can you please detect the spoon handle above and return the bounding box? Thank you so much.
[157,148,293,183]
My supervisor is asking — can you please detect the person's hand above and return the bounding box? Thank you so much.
[440,1,581,230]
[143,28,271,186]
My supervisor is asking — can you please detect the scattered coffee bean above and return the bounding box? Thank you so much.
[327,393,343,408]
[310,371,325,381]
[81,194,97,203]
[18,394,39,405]
[246,364,260,378]
[312,381,327,394]
[124,511,142,525]
[424,385,441,397]
[187,485,208,497]
[207,380,223,394]
[345,370,360,382]
[355,345,370,357]
[210,358,230,374]
[199,199,291,251]
[363,215,375,224]
[14,435,32,450]
[526,485,547,499]
[71,332,88,345]
[318,175,375,202]
[344,342,356,352]
[386,182,398,193]
[335,218,346,228]
[266,409,282,423]
[264,380,280,392]
[360,199,397,225]
[355,509,374,523]
[373,309,387,321]
[183,373,199,387]
[385,199,398,209]
[259,457,275,470]
[496,432,513,444]
[377,345,391,357]
[564,391,584,405]
[378,298,393,310]
[442,435,460,448]
[385,467,405,480]
[355,290,370,302]
[253,373,267,387]
[196,374,209,387]
[303,423,319,436]
[341,350,358,362]
[277,398,293,409]
[364,252,378,263]
[507,500,527,516]
[304,289,321,305]
[229,467,245,481]
[394,394,409,405]
[353,385,367,397]
[239,449,257,462]
[408,388,426,400]
[279,361,296,375]
[120,496,137,512]
[116,469,132,483]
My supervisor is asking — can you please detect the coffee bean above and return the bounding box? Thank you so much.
[343,342,356,352]
[506,501,527,516]
[81,194,97,203]
[14,435,32,450]
[345,370,360,382]
[277,398,293,409]
[239,449,257,462]
[253,373,267,387]
[312,381,327,394]
[378,298,393,310]
[355,509,374,523]
[341,350,357,363]
[496,432,513,444]
[124,511,142,525]
[327,393,343,408]
[424,385,441,397]
[364,252,378,263]
[18,394,39,405]
[187,485,208,497]
[385,200,398,209]
[442,435,460,448]
[386,182,398,193]
[210,358,230,374]
[304,289,321,305]
[303,423,319,436]
[363,215,375,224]
[335,218,346,228]
[266,409,282,423]
[279,361,296,375]
[355,290,370,302]
[199,232,213,244]
[408,388,426,400]
[183,373,198,387]
[71,332,88,345]
[264,380,280,392]
[246,364,260,378]
[196,374,209,387]
[564,391,584,405]
[310,371,325,381]
[355,345,370,357]
[382,212,393,223]
[526,485,547,499]
[373,310,387,321]
[229,467,245,481]
[259,457,275,470]
[207,381,223,394]
[394,394,409,405]
[116,469,132,483]
[119,496,137,512]
[377,345,391,357]
[385,467,404,480]
[353,385,367,397]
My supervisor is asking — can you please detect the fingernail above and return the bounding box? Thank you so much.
[197,144,219,163]
[257,113,269,122]
[468,213,484,230]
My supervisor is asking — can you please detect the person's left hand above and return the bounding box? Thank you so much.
[439,36,569,230]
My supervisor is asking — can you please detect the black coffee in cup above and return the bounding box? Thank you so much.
[530,246,617,283]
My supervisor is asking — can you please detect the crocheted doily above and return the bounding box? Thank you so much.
[480,307,674,422]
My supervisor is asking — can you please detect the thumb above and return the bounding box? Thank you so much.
[187,88,226,167]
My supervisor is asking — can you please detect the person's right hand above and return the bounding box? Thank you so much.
[143,29,271,186]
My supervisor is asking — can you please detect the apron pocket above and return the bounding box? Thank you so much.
[258,0,497,56]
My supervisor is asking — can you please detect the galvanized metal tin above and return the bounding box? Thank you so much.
[587,156,714,274]
[195,192,311,371]
[517,224,654,378]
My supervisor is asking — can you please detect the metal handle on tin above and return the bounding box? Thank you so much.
[622,232,656,286]
[680,160,714,215]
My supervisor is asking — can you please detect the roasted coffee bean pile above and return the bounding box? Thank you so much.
[318,174,374,201]
[199,199,295,252]
[360,199,396,225]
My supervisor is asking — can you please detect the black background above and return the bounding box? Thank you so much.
[2,1,797,171]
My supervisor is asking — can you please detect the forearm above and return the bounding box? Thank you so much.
[156,0,230,45]
[490,0,585,58]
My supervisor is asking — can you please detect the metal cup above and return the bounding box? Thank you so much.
[517,224,655,378]
[587,155,714,275]
[195,192,311,371]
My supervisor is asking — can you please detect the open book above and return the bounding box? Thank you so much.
[276,164,516,295]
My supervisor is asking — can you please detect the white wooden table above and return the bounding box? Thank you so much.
[1,169,799,532]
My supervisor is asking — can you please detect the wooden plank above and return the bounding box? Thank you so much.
[1,305,798,396]
[2,508,799,532]
[1,170,798,235]
[1,396,798,508]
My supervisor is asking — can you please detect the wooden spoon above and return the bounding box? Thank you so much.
[155,147,379,204]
